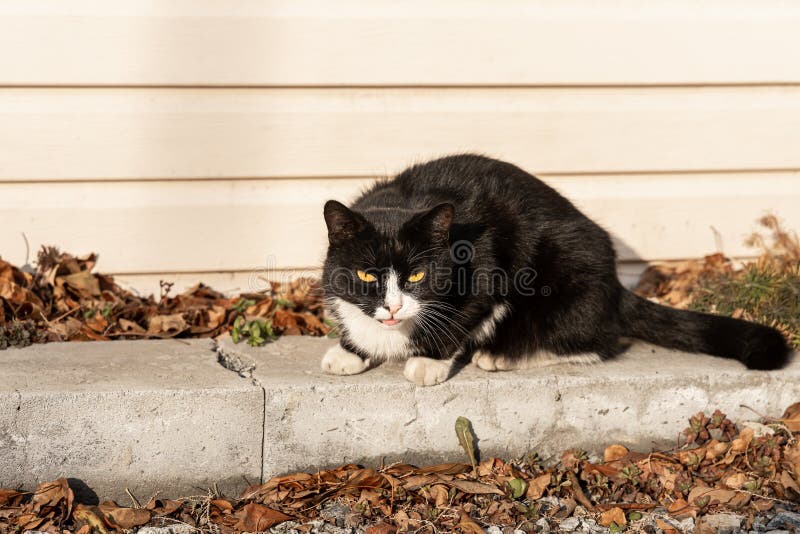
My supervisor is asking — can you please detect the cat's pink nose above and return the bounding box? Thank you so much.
[388,304,401,316]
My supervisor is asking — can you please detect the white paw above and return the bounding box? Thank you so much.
[403,357,451,386]
[472,350,517,371]
[321,345,369,375]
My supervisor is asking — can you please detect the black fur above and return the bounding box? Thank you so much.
[322,154,791,370]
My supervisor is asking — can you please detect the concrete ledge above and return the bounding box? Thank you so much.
[215,336,800,480]
[2,336,798,501]
[0,339,263,501]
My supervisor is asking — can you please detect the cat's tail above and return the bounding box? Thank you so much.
[619,290,791,370]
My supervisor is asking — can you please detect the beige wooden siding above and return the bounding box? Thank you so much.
[1,1,799,295]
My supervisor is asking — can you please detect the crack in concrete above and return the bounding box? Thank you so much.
[211,338,266,484]
[213,338,257,379]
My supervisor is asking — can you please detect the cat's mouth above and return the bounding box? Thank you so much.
[380,318,402,326]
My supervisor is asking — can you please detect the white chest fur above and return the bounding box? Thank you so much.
[331,297,413,361]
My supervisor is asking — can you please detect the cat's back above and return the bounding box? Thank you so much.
[356,154,562,208]
[394,154,533,198]
[358,154,576,221]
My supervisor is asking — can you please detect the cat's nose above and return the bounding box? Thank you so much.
[387,304,401,316]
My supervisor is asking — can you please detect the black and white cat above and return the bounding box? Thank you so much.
[320,154,790,386]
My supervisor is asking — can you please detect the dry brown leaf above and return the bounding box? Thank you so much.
[780,402,800,432]
[73,505,108,534]
[560,449,583,470]
[147,314,187,336]
[723,472,747,489]
[0,489,25,507]
[85,312,108,333]
[401,474,440,491]
[145,498,183,515]
[417,463,471,475]
[429,484,450,507]
[393,510,410,532]
[667,498,698,519]
[780,470,800,495]
[752,499,774,512]
[688,487,737,506]
[118,318,146,334]
[61,270,101,297]
[30,478,73,517]
[98,503,152,529]
[656,518,679,534]
[705,439,729,460]
[598,506,626,527]
[445,479,504,495]
[365,522,397,534]
[604,444,629,462]
[457,511,484,534]
[13,512,45,531]
[233,502,293,531]
[246,298,274,318]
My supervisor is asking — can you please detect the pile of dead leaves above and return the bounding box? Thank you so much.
[0,246,329,350]
[2,404,799,533]
[636,215,800,349]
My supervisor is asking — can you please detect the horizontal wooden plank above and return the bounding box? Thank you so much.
[2,173,798,274]
[115,264,648,298]
[1,1,800,85]
[2,87,800,180]
[113,270,323,300]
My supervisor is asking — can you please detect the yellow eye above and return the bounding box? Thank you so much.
[407,271,425,283]
[357,270,377,283]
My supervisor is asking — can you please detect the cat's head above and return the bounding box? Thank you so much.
[321,200,455,329]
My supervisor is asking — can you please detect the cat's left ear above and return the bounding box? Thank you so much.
[324,200,369,245]
[402,203,454,244]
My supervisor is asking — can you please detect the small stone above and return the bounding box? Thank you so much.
[573,505,590,518]
[740,421,775,438]
[698,513,743,532]
[559,517,581,531]
[535,517,551,533]
[137,527,195,534]
[677,517,695,532]
[767,511,800,530]
[582,519,606,534]
[320,501,351,528]
[486,527,503,534]
[751,515,771,532]
[587,454,603,464]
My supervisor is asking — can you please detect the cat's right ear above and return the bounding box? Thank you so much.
[324,200,367,245]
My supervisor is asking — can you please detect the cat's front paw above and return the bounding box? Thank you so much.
[472,350,516,371]
[321,345,369,375]
[403,357,451,386]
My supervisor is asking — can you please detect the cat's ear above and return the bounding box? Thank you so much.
[402,203,454,244]
[324,200,368,245]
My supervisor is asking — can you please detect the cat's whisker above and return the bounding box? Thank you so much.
[422,306,476,326]
[420,308,470,336]
[420,302,471,320]
[414,316,452,359]
[417,308,469,350]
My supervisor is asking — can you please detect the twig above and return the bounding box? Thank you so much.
[734,489,796,505]
[739,404,771,420]
[566,471,594,512]
[125,487,142,508]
